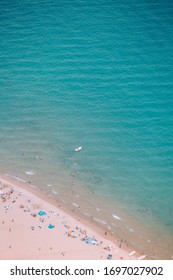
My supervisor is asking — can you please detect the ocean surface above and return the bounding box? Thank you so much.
[0,0,173,258]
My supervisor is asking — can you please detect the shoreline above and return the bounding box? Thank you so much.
[0,173,141,260]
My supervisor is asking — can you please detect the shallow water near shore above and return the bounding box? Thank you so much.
[0,0,173,259]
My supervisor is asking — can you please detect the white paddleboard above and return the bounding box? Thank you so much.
[75,146,82,152]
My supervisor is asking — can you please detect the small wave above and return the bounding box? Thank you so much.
[4,173,11,177]
[112,214,122,220]
[25,171,35,175]
[107,225,112,230]
[138,255,146,260]
[59,198,65,203]
[5,174,27,183]
[47,184,52,187]
[4,173,15,179]
[12,176,27,183]
[128,250,136,256]
[35,156,43,159]
[96,207,101,211]
[81,212,91,217]
[15,177,27,183]
[126,225,134,232]
[111,223,118,228]
[52,190,58,195]
[72,203,80,208]
[93,218,107,225]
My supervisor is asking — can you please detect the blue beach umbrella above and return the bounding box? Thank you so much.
[107,253,113,259]
[38,211,46,216]
[48,224,55,229]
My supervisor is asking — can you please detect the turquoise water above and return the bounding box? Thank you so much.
[0,0,173,258]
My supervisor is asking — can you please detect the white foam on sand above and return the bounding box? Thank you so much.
[25,171,35,175]
[128,250,136,256]
[5,174,27,183]
[112,214,122,220]
[126,225,134,232]
[72,203,80,208]
[52,191,58,195]
[15,177,27,183]
[58,198,65,204]
[111,223,118,228]
[138,255,146,260]
[93,218,107,225]
[107,225,112,231]
[81,212,91,218]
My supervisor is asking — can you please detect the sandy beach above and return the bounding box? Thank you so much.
[0,174,143,260]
